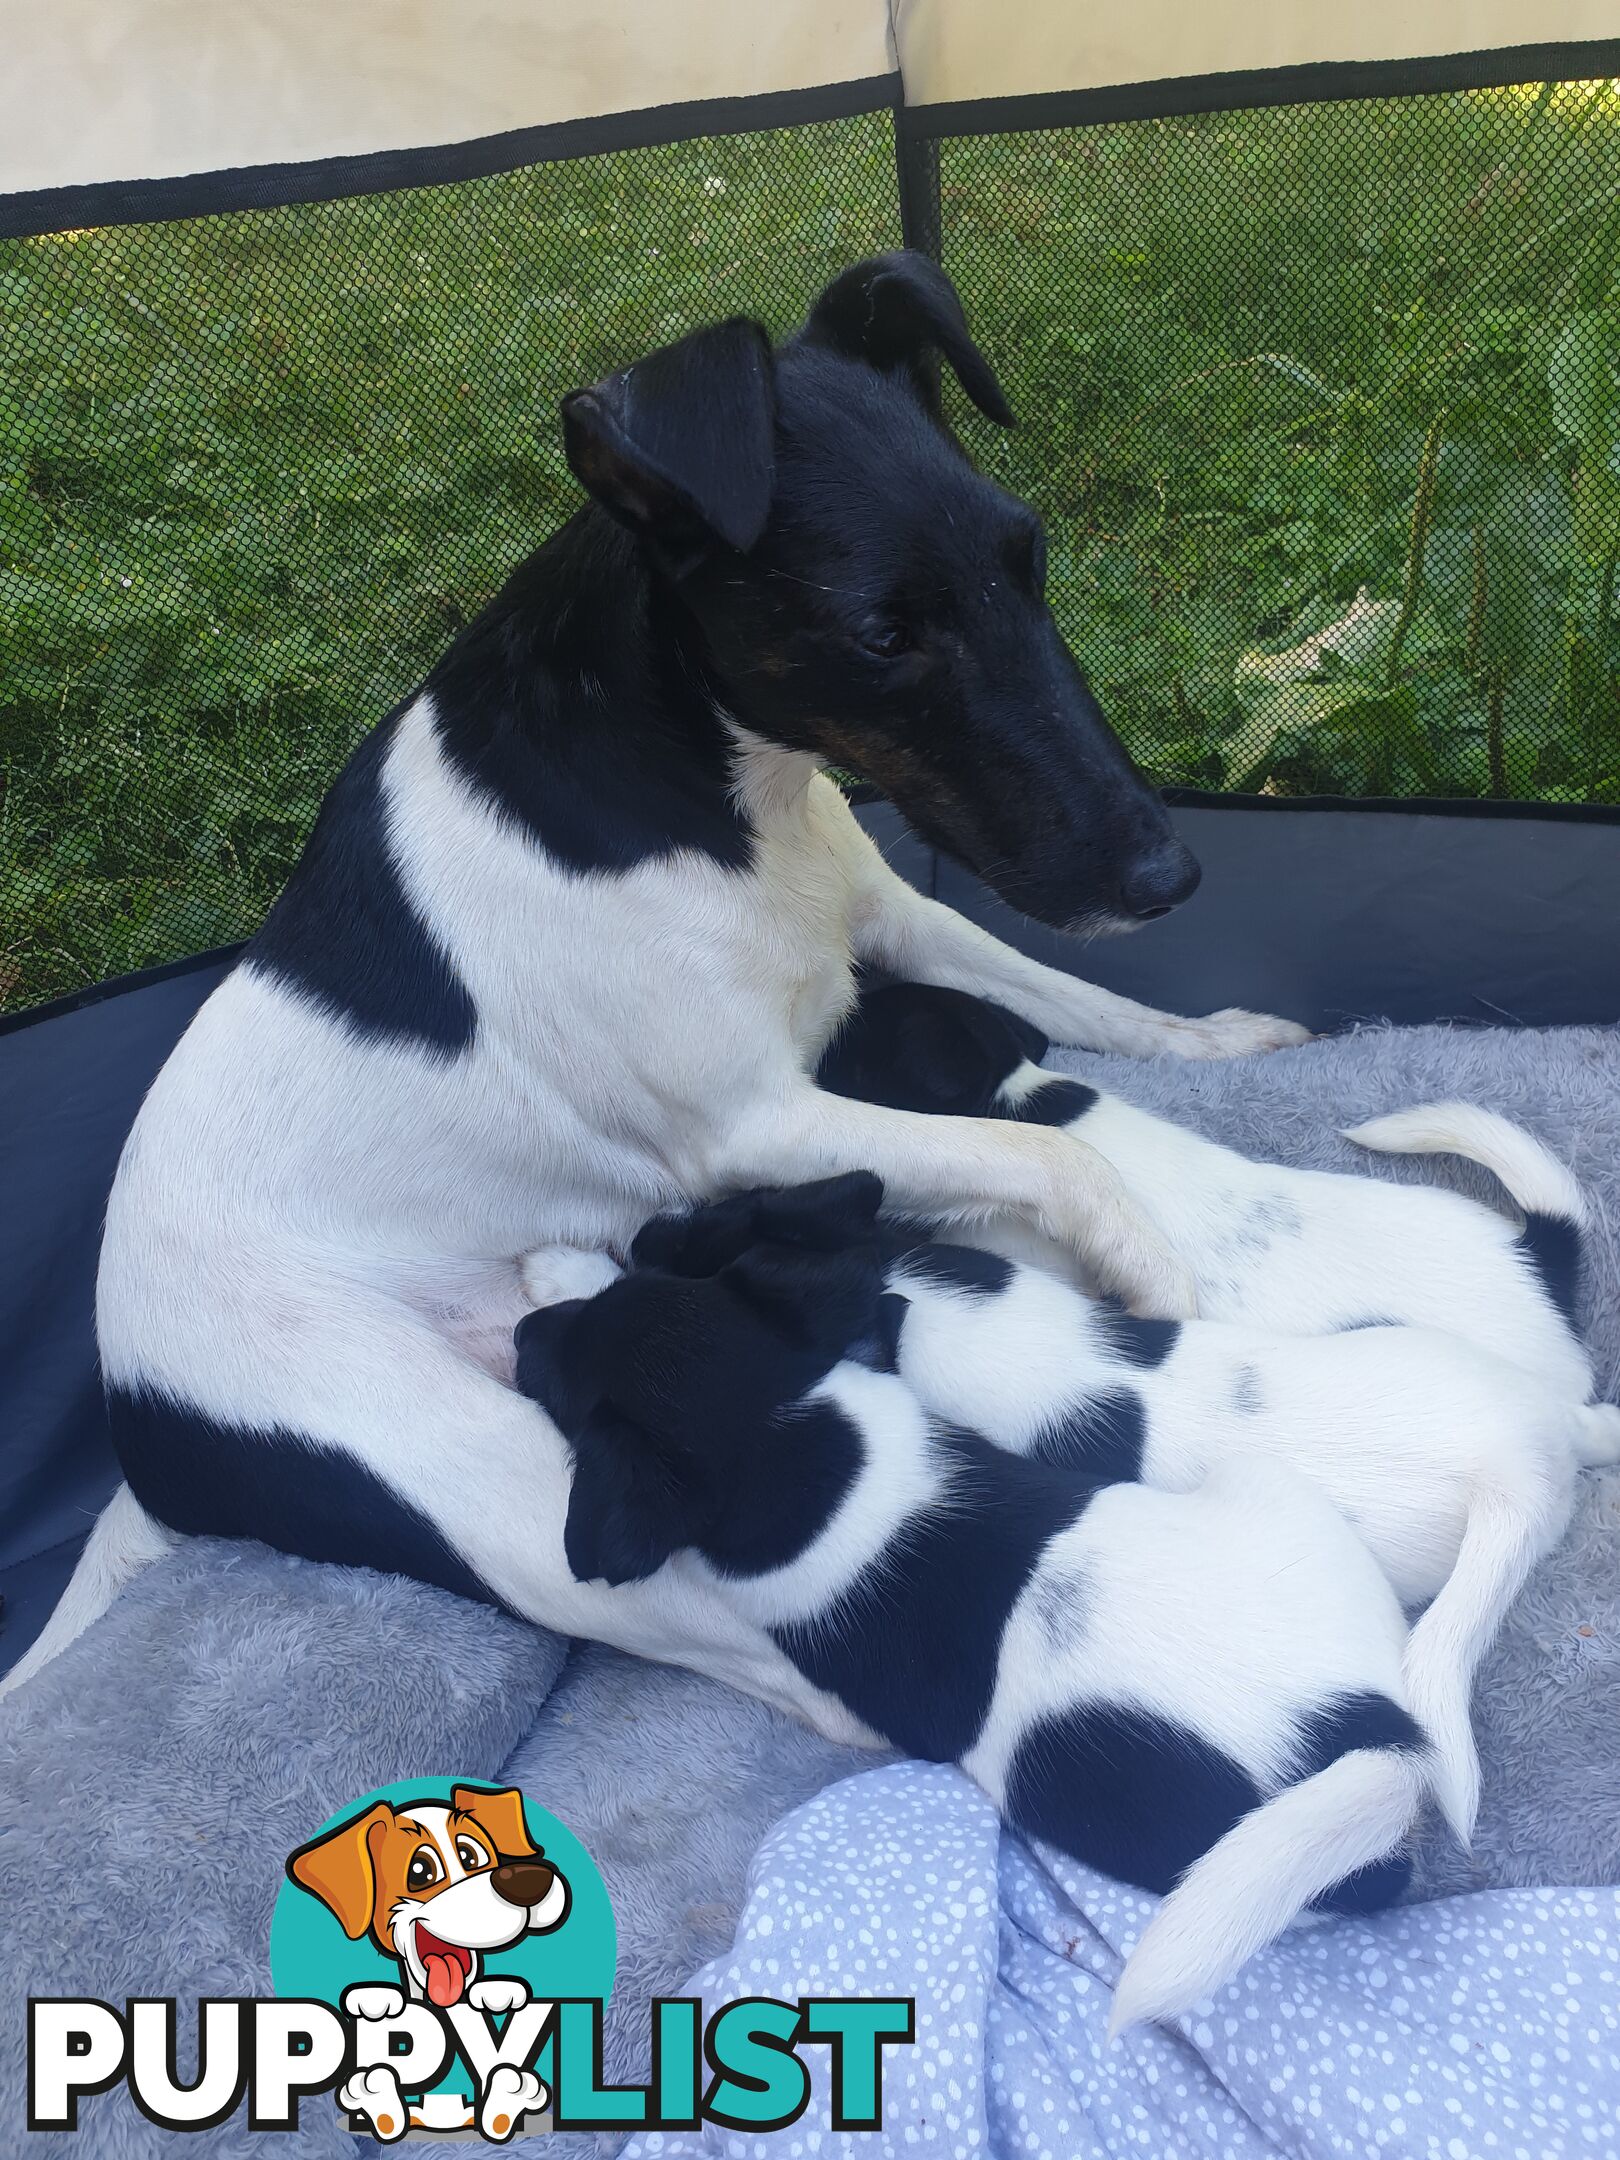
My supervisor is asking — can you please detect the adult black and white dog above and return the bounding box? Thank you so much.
[7,253,1305,1707]
[514,1174,1435,2032]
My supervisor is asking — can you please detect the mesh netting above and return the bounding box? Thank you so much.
[938,81,1620,810]
[0,113,899,1012]
[5,84,1620,1015]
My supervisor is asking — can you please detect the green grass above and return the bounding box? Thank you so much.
[4,87,1620,1012]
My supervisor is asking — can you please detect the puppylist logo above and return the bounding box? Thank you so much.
[28,1777,915,2142]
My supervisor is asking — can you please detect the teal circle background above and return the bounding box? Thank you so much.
[270,1776,615,2099]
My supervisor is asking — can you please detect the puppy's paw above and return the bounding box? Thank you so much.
[341,1984,406,2022]
[340,2065,408,2142]
[1168,1008,1315,1060]
[467,1975,531,2016]
[480,2065,547,2142]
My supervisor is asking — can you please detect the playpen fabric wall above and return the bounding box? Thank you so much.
[4,5,1620,1660]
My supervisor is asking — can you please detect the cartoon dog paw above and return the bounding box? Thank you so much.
[467,1975,531,2016]
[341,1983,406,2022]
[340,2065,408,2142]
[480,2065,547,2142]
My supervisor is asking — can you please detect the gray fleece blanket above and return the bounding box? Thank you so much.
[2,1020,1617,2156]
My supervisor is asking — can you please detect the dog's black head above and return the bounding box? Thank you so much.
[561,251,1200,932]
[514,1176,891,1586]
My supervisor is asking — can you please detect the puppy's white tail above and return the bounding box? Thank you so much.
[1109,1746,1427,2037]
[0,1483,172,1699]
[1343,1101,1586,1226]
[1344,1102,1587,1330]
[1401,1488,1544,1847]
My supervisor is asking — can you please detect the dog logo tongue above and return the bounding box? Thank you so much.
[417,1929,472,2008]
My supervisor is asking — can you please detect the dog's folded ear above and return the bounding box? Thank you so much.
[450,1784,539,1862]
[562,316,776,569]
[752,1172,886,1252]
[802,251,1015,428]
[630,1190,761,1277]
[719,1242,884,1356]
[563,1408,700,1586]
[285,1801,393,1939]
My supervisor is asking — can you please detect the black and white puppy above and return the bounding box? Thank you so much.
[515,1174,1437,2034]
[632,1172,1620,1846]
[819,984,1596,1400]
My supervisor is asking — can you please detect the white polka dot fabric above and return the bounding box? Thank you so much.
[624,1761,1620,2159]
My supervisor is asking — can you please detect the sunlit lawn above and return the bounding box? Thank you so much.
[4,86,1620,1011]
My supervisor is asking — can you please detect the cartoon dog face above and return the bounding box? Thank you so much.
[287,1785,570,2006]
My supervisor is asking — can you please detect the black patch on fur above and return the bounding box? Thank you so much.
[249,706,477,1056]
[893,1244,1015,1298]
[1292,1690,1423,1915]
[771,1429,1091,1763]
[1006,1078,1100,1127]
[1332,1316,1402,1334]
[1292,1690,1424,1774]
[108,1384,500,1609]
[1517,1211,1583,1326]
[1007,1702,1265,1896]
[1029,1389,1147,1484]
[1230,1364,1264,1416]
[846,1293,911,1376]
[1100,1307,1182,1369]
[701,1397,867,1580]
[428,513,755,876]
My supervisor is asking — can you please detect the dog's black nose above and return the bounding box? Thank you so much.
[491,1859,555,1908]
[1120,840,1201,921]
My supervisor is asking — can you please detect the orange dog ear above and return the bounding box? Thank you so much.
[452,1784,537,1860]
[286,1802,393,1938]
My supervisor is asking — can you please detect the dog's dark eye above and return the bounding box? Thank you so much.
[407,1849,443,1891]
[455,1836,490,1872]
[1010,522,1047,596]
[858,624,913,662]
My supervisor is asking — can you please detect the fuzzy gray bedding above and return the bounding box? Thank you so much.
[2,1019,1616,2156]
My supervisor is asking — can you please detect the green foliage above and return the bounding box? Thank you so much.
[7,83,1620,1011]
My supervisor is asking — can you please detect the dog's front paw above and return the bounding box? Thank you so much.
[467,1975,530,2016]
[1168,1008,1315,1060]
[340,2065,408,2142]
[480,2065,547,2142]
[1044,1170,1197,1322]
[342,1983,406,2022]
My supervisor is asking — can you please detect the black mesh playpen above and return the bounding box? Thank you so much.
[5,2,1620,1665]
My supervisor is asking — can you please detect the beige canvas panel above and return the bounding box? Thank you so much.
[5,0,896,198]
[895,0,1620,107]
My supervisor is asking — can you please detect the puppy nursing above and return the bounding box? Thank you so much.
[516,1176,1436,2032]
[818,984,1595,1401]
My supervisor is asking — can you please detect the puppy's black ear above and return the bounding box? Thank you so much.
[803,252,1015,427]
[563,1409,699,1587]
[513,1298,592,1425]
[719,1243,884,1358]
[974,998,1050,1067]
[562,317,776,568]
[630,1191,763,1278]
[753,1172,886,1253]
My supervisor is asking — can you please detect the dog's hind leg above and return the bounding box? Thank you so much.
[0,1483,173,1698]
[95,1265,865,1737]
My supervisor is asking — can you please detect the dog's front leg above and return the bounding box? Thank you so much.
[851,841,1309,1059]
[719,1085,1196,1317]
